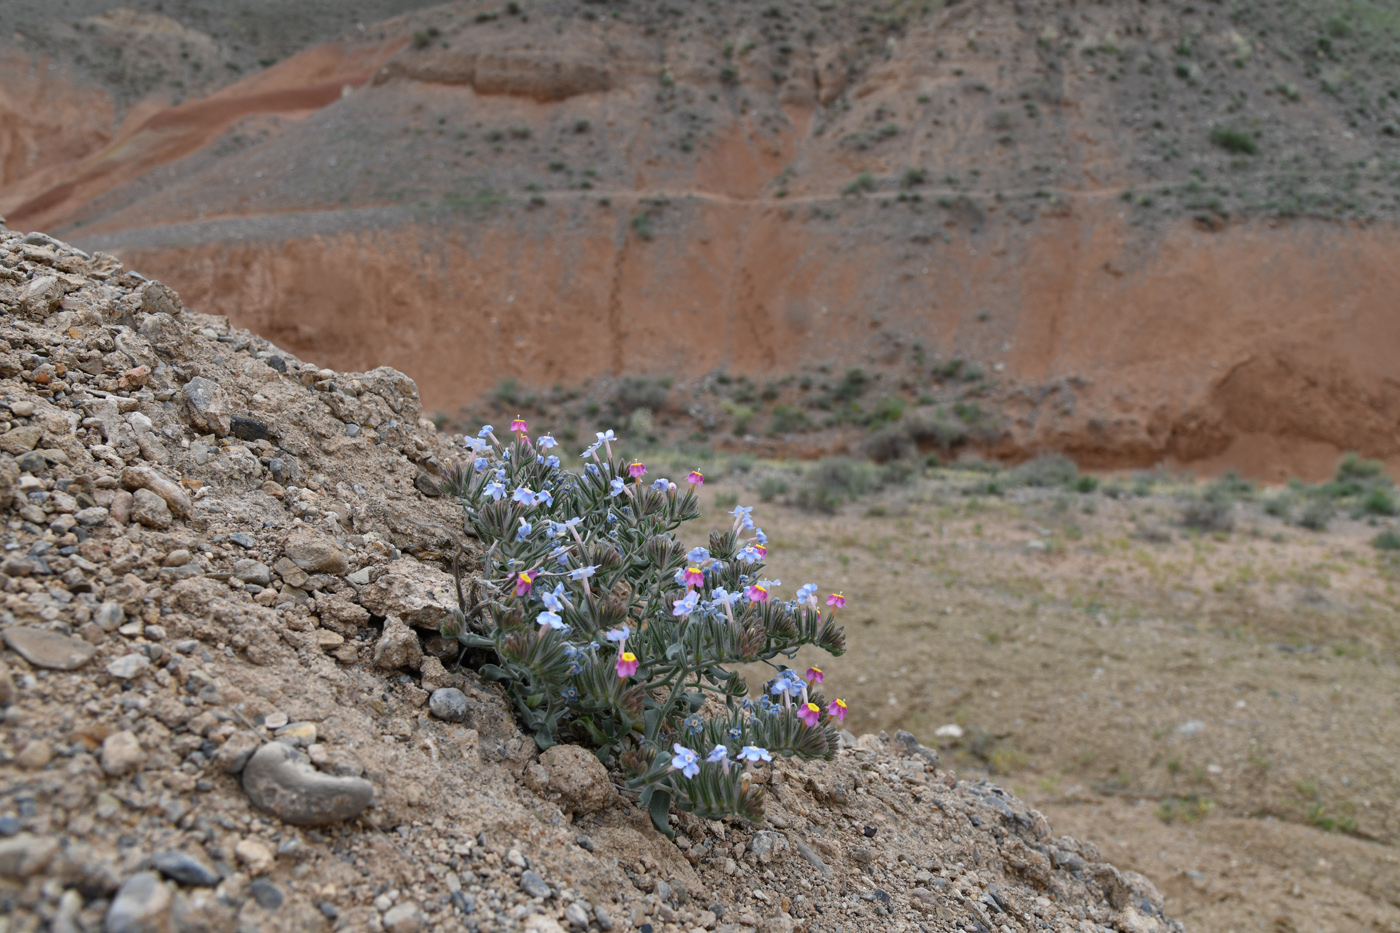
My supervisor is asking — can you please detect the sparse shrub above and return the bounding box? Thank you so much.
[1372,530,1400,550]
[757,475,791,502]
[630,213,654,240]
[768,404,810,435]
[864,394,904,427]
[833,367,870,403]
[628,407,654,436]
[1180,486,1235,533]
[843,172,877,196]
[411,27,440,49]
[796,457,873,513]
[1210,124,1257,155]
[1335,451,1387,485]
[1075,475,1099,494]
[720,400,754,435]
[614,376,669,414]
[905,409,968,450]
[1010,454,1078,488]
[1264,493,1293,520]
[1297,498,1334,531]
[863,425,913,464]
[902,168,927,187]
[495,378,521,406]
[1360,486,1398,516]
[442,424,849,833]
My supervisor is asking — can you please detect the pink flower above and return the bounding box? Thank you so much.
[754,545,768,558]
[683,566,705,587]
[514,570,537,597]
[798,702,822,727]
[826,592,846,609]
[510,416,528,435]
[687,471,704,487]
[826,699,848,723]
[806,667,824,684]
[615,651,639,678]
[746,584,768,604]
[628,462,646,479]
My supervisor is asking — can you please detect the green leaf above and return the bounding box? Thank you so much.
[648,788,675,838]
[479,664,510,682]
[534,728,557,751]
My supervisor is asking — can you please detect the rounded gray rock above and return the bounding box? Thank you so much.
[241,741,374,826]
[105,871,172,933]
[428,687,469,723]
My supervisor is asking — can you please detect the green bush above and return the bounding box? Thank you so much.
[769,404,810,435]
[614,376,669,414]
[833,367,870,402]
[1210,124,1258,155]
[905,410,968,451]
[1372,530,1400,550]
[757,475,790,502]
[863,425,913,464]
[865,394,905,428]
[442,426,849,833]
[796,457,873,513]
[1180,488,1235,533]
[1297,498,1334,531]
[1010,454,1079,488]
[1360,486,1398,517]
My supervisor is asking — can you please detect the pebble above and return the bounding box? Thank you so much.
[428,687,469,723]
[106,654,151,680]
[233,559,272,586]
[211,732,261,774]
[130,488,172,529]
[564,902,591,929]
[1176,720,1206,738]
[162,548,191,567]
[228,532,257,549]
[95,601,125,631]
[273,721,317,746]
[593,904,614,930]
[150,850,221,887]
[100,731,145,776]
[16,739,53,770]
[383,901,425,933]
[105,871,172,933]
[0,833,59,877]
[230,416,271,442]
[240,741,374,825]
[234,838,274,876]
[283,525,349,575]
[2,626,95,670]
[373,616,422,670]
[520,870,552,899]
[248,879,284,910]
[263,712,289,730]
[75,505,109,526]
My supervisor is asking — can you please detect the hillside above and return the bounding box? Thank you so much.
[2,0,1399,481]
[0,224,1188,932]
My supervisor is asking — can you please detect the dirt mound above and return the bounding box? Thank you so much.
[0,223,1182,931]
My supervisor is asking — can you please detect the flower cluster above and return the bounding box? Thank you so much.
[439,423,849,832]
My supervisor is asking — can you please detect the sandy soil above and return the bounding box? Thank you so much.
[690,470,1400,931]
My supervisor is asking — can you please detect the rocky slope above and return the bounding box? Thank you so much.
[2,0,1399,480]
[0,225,1181,932]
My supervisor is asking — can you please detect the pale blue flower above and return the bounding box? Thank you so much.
[669,744,699,779]
[609,477,626,497]
[537,435,558,450]
[707,745,729,764]
[596,429,616,444]
[473,457,489,472]
[541,583,568,612]
[513,487,538,507]
[569,565,598,581]
[711,587,739,607]
[737,546,761,565]
[672,591,700,618]
[687,546,710,564]
[560,686,579,702]
[582,442,601,459]
[652,477,670,490]
[478,425,495,439]
[738,746,772,764]
[551,546,571,567]
[605,625,630,642]
[536,488,554,508]
[586,463,601,477]
[483,482,506,501]
[495,468,507,481]
[730,504,754,522]
[515,520,532,542]
[545,455,560,469]
[537,610,564,630]
[463,436,487,453]
[684,714,704,735]
[754,528,768,545]
[726,727,743,742]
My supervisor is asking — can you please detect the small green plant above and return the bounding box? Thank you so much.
[796,457,873,513]
[1156,794,1214,824]
[1372,529,1400,550]
[1297,498,1334,531]
[1210,124,1258,155]
[1010,454,1078,488]
[843,172,877,196]
[768,404,810,435]
[757,475,791,502]
[439,424,849,834]
[631,213,654,241]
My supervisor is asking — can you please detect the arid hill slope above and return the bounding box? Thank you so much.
[2,0,1399,478]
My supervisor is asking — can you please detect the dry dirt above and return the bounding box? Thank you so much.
[2,0,1399,479]
[684,465,1400,933]
[0,226,1192,933]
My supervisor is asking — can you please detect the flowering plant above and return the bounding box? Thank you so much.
[439,425,849,832]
